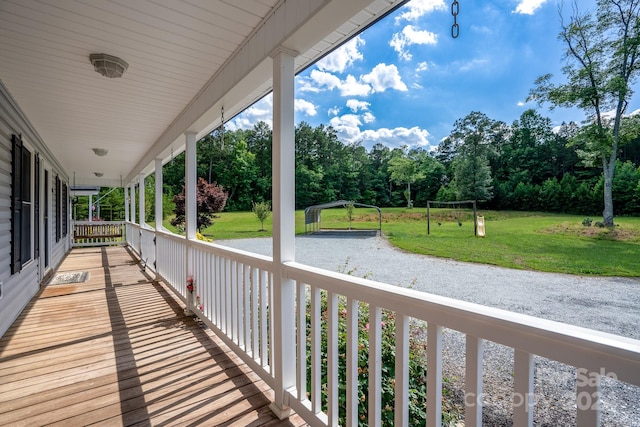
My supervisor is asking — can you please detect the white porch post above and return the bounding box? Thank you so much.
[124,185,130,222]
[130,183,136,224]
[88,194,93,222]
[269,46,297,419]
[155,158,163,231]
[139,173,146,226]
[184,131,197,315]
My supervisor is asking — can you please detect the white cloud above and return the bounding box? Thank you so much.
[362,112,376,124]
[328,106,341,116]
[346,99,371,112]
[301,64,408,97]
[457,58,490,72]
[295,98,317,116]
[340,75,373,96]
[517,101,526,107]
[396,0,446,22]
[514,0,549,15]
[360,127,431,148]
[391,25,438,61]
[308,69,341,91]
[471,24,492,34]
[329,114,363,142]
[362,63,408,93]
[316,36,365,73]
[330,113,430,149]
[416,61,429,72]
[227,95,272,130]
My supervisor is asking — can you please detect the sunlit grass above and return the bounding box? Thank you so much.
[162,207,640,276]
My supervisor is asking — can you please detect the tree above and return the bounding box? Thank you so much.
[529,0,640,226]
[448,112,496,202]
[171,177,228,231]
[388,150,425,208]
[454,155,493,202]
[252,201,271,231]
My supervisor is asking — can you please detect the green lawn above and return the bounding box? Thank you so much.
[163,208,640,277]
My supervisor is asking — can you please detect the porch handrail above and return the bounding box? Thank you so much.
[142,227,640,427]
[283,261,640,426]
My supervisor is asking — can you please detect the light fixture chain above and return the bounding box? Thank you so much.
[220,106,225,149]
[451,0,459,38]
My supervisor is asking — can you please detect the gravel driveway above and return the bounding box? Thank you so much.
[217,233,640,426]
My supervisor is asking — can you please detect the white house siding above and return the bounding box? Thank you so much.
[0,81,70,338]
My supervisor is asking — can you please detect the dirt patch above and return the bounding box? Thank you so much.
[540,222,640,241]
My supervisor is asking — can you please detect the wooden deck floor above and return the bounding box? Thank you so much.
[0,246,307,426]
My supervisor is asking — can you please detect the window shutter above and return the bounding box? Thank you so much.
[62,183,68,237]
[11,134,23,274]
[55,175,61,242]
[34,154,40,259]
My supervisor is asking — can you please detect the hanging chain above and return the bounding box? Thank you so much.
[451,0,459,38]
[220,106,225,149]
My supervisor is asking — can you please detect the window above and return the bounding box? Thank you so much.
[11,134,32,274]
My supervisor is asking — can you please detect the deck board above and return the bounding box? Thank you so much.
[0,246,307,427]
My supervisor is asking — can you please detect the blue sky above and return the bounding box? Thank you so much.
[228,0,640,151]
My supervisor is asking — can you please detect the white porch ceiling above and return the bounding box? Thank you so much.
[0,0,404,187]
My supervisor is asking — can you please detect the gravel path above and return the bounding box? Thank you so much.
[217,233,640,426]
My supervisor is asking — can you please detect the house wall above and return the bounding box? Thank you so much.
[0,81,70,338]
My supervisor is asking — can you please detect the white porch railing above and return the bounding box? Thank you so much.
[71,221,126,247]
[126,222,141,254]
[128,225,640,427]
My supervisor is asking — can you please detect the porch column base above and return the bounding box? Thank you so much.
[268,402,293,420]
[184,308,193,316]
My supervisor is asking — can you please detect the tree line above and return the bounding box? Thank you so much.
[157,110,640,216]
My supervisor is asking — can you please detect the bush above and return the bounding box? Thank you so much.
[307,290,463,426]
[582,217,593,227]
[252,201,271,231]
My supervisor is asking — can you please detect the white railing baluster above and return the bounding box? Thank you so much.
[513,350,534,427]
[369,305,382,427]
[215,255,221,326]
[327,291,339,426]
[346,297,358,427]
[268,271,274,373]
[243,264,250,352]
[465,335,484,427]
[260,269,268,369]
[395,314,409,427]
[251,267,259,360]
[311,286,322,414]
[230,260,237,341]
[224,258,231,334]
[236,261,243,346]
[297,282,308,402]
[427,324,443,427]
[576,370,601,427]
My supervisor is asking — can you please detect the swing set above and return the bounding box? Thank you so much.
[426,200,484,237]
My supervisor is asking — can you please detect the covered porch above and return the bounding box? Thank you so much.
[1,0,640,426]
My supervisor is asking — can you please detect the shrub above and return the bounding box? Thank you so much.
[582,217,592,227]
[252,201,271,231]
[306,290,463,426]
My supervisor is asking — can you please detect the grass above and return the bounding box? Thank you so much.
[163,207,640,277]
